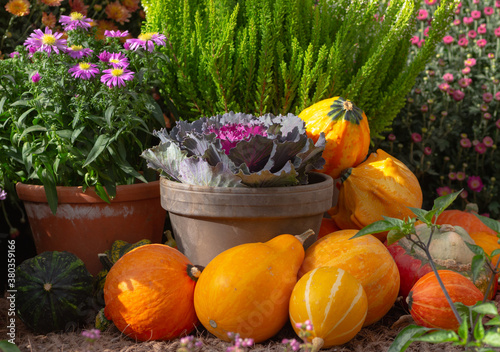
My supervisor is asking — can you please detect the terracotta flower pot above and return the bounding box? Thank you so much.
[16,181,166,275]
[160,172,334,266]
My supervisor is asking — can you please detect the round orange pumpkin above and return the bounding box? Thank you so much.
[328,149,423,242]
[436,204,497,236]
[470,231,500,265]
[407,270,484,331]
[298,96,370,179]
[194,232,308,343]
[104,244,200,341]
[289,266,368,347]
[299,230,400,326]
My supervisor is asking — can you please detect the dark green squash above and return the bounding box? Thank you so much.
[16,251,93,334]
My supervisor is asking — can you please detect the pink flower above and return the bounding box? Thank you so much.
[497,0,500,8]
[462,66,471,75]
[104,30,130,38]
[467,176,484,192]
[438,82,450,91]
[458,37,469,47]
[31,72,41,83]
[424,147,432,155]
[418,39,425,48]
[475,142,487,154]
[468,30,477,39]
[481,104,489,112]
[23,27,67,56]
[460,138,471,148]
[460,190,469,199]
[425,0,438,4]
[100,67,135,88]
[488,53,495,59]
[443,73,454,82]
[410,36,420,45]
[437,186,453,197]
[464,58,477,67]
[483,136,494,147]
[421,105,428,113]
[125,32,166,52]
[65,45,93,59]
[456,172,466,181]
[463,16,474,25]
[59,12,92,31]
[458,77,472,88]
[411,133,422,143]
[483,92,493,103]
[495,27,500,38]
[483,112,492,120]
[449,172,457,180]
[68,62,99,79]
[424,26,430,37]
[443,35,454,44]
[417,9,428,20]
[471,10,482,19]
[484,7,494,16]
[478,24,487,34]
[495,92,500,101]
[453,19,461,26]
[388,133,396,141]
[476,39,487,48]
[496,119,500,129]
[453,89,465,101]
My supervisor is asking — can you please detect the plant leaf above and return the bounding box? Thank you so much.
[473,302,499,316]
[482,330,500,347]
[351,219,396,239]
[83,134,111,167]
[408,207,432,224]
[433,189,463,218]
[413,329,459,343]
[470,254,486,284]
[387,325,430,352]
[0,341,21,352]
[485,316,500,326]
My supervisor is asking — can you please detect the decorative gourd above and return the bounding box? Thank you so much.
[299,230,399,326]
[436,203,497,236]
[317,217,340,239]
[328,149,423,242]
[104,244,201,341]
[470,231,500,264]
[194,231,312,343]
[289,266,368,348]
[15,251,93,334]
[407,270,483,331]
[386,224,496,301]
[298,96,370,179]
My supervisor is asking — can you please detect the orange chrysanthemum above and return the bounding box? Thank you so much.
[68,0,88,16]
[94,20,119,41]
[105,1,131,25]
[42,12,57,28]
[121,0,140,12]
[40,0,63,7]
[5,0,30,16]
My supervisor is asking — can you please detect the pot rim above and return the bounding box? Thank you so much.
[160,171,333,194]
[16,180,161,204]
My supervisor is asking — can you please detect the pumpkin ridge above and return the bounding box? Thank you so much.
[325,284,364,337]
[326,97,363,125]
[320,268,344,330]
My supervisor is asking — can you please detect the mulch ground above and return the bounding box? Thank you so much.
[1,294,472,352]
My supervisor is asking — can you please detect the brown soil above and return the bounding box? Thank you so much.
[1,295,469,352]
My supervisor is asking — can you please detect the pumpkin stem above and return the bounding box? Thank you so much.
[295,229,315,245]
[311,337,324,352]
[465,203,479,214]
[187,264,204,281]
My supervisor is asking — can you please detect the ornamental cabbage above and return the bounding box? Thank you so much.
[141,112,326,187]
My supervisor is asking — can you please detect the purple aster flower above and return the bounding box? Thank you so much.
[24,27,67,56]
[100,67,134,88]
[66,45,93,59]
[98,50,113,63]
[108,52,129,67]
[31,72,41,83]
[104,30,129,38]
[467,176,484,192]
[0,188,7,200]
[125,32,166,52]
[68,62,99,80]
[10,51,20,58]
[59,12,92,31]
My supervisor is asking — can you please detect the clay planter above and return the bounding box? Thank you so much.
[16,181,166,275]
[160,172,334,266]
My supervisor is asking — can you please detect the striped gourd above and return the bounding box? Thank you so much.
[289,266,368,348]
[15,251,93,334]
[299,230,400,326]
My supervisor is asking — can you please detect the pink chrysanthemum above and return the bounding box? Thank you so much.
[449,172,457,180]
[125,32,166,52]
[478,24,487,34]
[453,90,465,101]
[10,51,20,58]
[453,19,461,26]
[100,67,134,88]
[496,119,500,129]
[104,30,130,38]
[483,92,493,103]
[417,9,428,21]
[484,7,494,16]
[463,16,474,25]
[458,77,472,88]
[468,176,484,192]
[24,27,67,56]
[483,136,494,147]
[108,52,129,67]
[68,62,99,79]
[476,39,487,48]
[438,82,450,91]
[437,186,453,197]
[98,50,113,63]
[59,12,92,31]
[460,138,471,148]
[443,73,454,82]
[424,147,432,155]
[66,45,93,59]
[471,10,482,19]
[443,35,454,44]
[410,36,420,45]
[475,143,487,154]
[31,72,41,83]
[456,172,466,181]
[411,133,422,143]
[495,92,500,101]
[495,27,500,38]
[462,66,471,75]
[205,123,268,155]
[458,37,469,47]
[468,30,477,39]
[464,58,477,67]
[425,0,438,4]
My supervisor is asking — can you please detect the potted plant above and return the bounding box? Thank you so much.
[141,111,334,266]
[0,13,168,274]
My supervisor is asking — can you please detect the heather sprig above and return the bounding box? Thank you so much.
[380,0,500,217]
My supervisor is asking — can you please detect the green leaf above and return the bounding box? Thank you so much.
[474,318,486,341]
[82,134,111,167]
[104,106,115,127]
[350,219,396,239]
[467,242,488,256]
[491,249,500,258]
[457,308,469,341]
[387,325,430,352]
[482,330,500,347]
[0,341,21,352]
[387,229,410,245]
[474,214,500,234]
[413,329,459,343]
[37,168,58,215]
[19,125,48,140]
[433,189,463,218]
[471,254,487,283]
[94,182,111,203]
[485,316,500,326]
[473,302,499,316]
[408,206,432,224]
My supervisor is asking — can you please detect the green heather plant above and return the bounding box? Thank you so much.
[141,0,458,138]
[355,190,500,352]
[379,0,500,218]
[0,13,166,213]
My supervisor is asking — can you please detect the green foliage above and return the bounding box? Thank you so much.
[0,341,21,352]
[142,0,458,138]
[355,190,500,352]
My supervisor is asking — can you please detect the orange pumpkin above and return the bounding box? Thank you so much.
[299,230,400,326]
[408,270,483,331]
[317,217,340,239]
[328,149,423,242]
[289,266,368,347]
[194,232,309,343]
[436,203,497,236]
[104,244,200,341]
[298,96,370,179]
